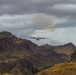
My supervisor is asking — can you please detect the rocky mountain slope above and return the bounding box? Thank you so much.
[0,31,39,75]
[54,43,76,55]
[0,31,75,75]
[28,44,69,70]
[71,50,76,61]
[36,51,76,75]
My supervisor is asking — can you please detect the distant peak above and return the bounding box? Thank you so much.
[65,42,75,47]
[0,31,16,39]
[0,31,12,34]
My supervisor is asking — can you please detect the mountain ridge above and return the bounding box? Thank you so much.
[0,31,75,75]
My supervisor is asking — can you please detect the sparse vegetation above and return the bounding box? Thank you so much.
[0,73,13,75]
[36,62,76,75]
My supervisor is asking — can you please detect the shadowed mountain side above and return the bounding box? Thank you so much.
[71,50,76,61]
[0,58,39,75]
[0,31,37,54]
[28,44,69,70]
[36,53,76,75]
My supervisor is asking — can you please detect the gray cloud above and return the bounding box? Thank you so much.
[0,0,76,26]
[55,18,76,28]
[56,24,76,28]
[0,0,76,15]
[0,14,55,38]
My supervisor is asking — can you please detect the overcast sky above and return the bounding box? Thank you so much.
[0,0,76,46]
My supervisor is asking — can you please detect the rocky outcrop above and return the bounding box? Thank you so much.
[71,50,76,61]
[0,58,39,75]
[54,43,76,55]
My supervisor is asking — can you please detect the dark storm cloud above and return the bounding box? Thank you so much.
[56,24,76,28]
[55,17,76,28]
[0,0,76,28]
[0,0,76,15]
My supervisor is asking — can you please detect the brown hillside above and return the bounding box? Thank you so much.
[54,43,76,55]
[36,62,76,75]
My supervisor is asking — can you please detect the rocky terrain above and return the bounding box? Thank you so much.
[71,50,76,61]
[0,31,75,75]
[36,49,76,75]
